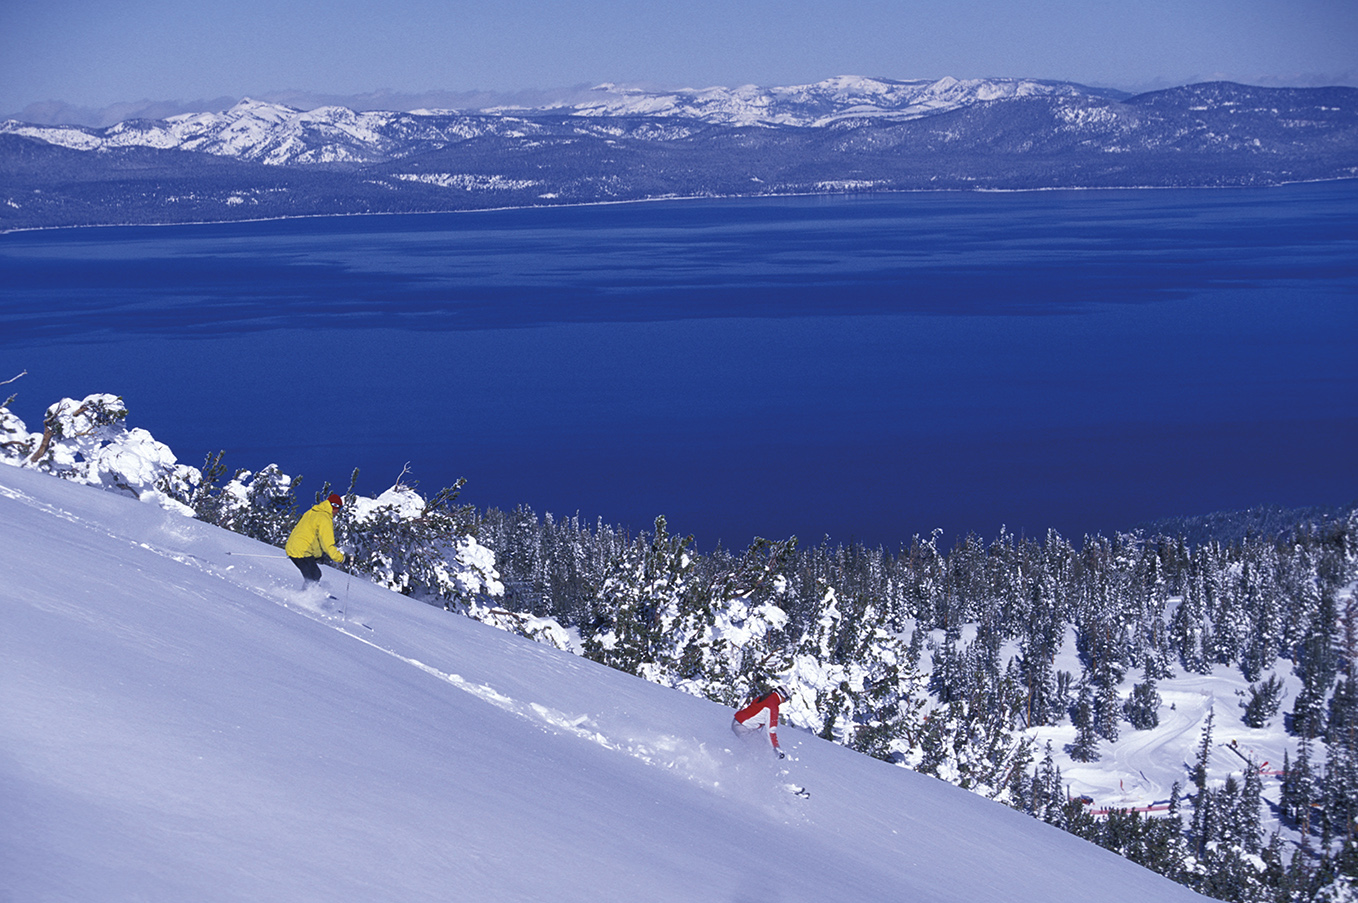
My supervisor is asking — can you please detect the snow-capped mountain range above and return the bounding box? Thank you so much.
[1,75,1355,229]
[542,75,1111,127]
[3,97,508,166]
[1,77,1116,165]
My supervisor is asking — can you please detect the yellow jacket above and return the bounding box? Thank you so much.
[285,501,345,562]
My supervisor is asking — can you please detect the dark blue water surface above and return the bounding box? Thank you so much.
[2,184,1355,549]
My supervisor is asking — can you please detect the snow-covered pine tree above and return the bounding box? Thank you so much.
[584,515,693,676]
[793,580,850,737]
[1170,563,1211,674]
[1237,549,1285,682]
[212,464,302,545]
[342,477,501,609]
[1285,736,1319,846]
[652,536,795,703]
[1161,780,1188,881]
[1292,590,1340,741]
[1240,673,1286,729]
[1320,592,1358,859]
[1015,588,1062,727]
[1124,676,1162,730]
[901,529,946,626]
[1189,708,1216,862]
[1029,740,1064,825]
[1073,543,1129,744]
[842,614,928,764]
[1240,760,1264,856]
[1068,684,1101,763]
[158,450,298,542]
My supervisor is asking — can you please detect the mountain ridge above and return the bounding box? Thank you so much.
[2,76,1355,230]
[2,76,1133,163]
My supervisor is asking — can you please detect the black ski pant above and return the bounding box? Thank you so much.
[290,555,323,585]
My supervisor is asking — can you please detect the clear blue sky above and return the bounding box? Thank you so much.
[2,0,1355,115]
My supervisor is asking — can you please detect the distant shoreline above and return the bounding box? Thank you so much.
[4,177,1355,237]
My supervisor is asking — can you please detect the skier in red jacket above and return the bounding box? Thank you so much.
[732,685,790,758]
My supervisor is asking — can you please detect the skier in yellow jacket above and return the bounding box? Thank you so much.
[285,493,346,587]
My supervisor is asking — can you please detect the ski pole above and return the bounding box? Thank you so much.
[225,551,282,558]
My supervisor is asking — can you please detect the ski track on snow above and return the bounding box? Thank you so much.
[1,477,751,799]
[308,623,759,803]
[1101,689,1209,807]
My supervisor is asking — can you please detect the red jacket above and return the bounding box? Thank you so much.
[733,691,782,750]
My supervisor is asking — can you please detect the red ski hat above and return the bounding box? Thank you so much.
[328,493,344,508]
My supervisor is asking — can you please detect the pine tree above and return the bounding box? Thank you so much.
[1240,761,1264,855]
[584,515,693,677]
[1069,685,1101,762]
[1029,741,1063,824]
[849,624,928,763]
[1321,593,1358,858]
[1334,839,1358,888]
[1283,847,1313,902]
[1124,677,1162,730]
[1286,736,1319,847]
[1016,628,1059,727]
[234,463,304,546]
[1292,590,1339,740]
[1240,672,1286,729]
[1171,564,1210,674]
[1190,709,1216,860]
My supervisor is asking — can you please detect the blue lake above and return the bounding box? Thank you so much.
[1,183,1355,549]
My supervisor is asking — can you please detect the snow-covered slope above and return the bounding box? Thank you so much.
[0,463,1205,902]
[1013,624,1302,824]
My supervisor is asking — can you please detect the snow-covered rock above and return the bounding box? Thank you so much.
[1,393,196,514]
